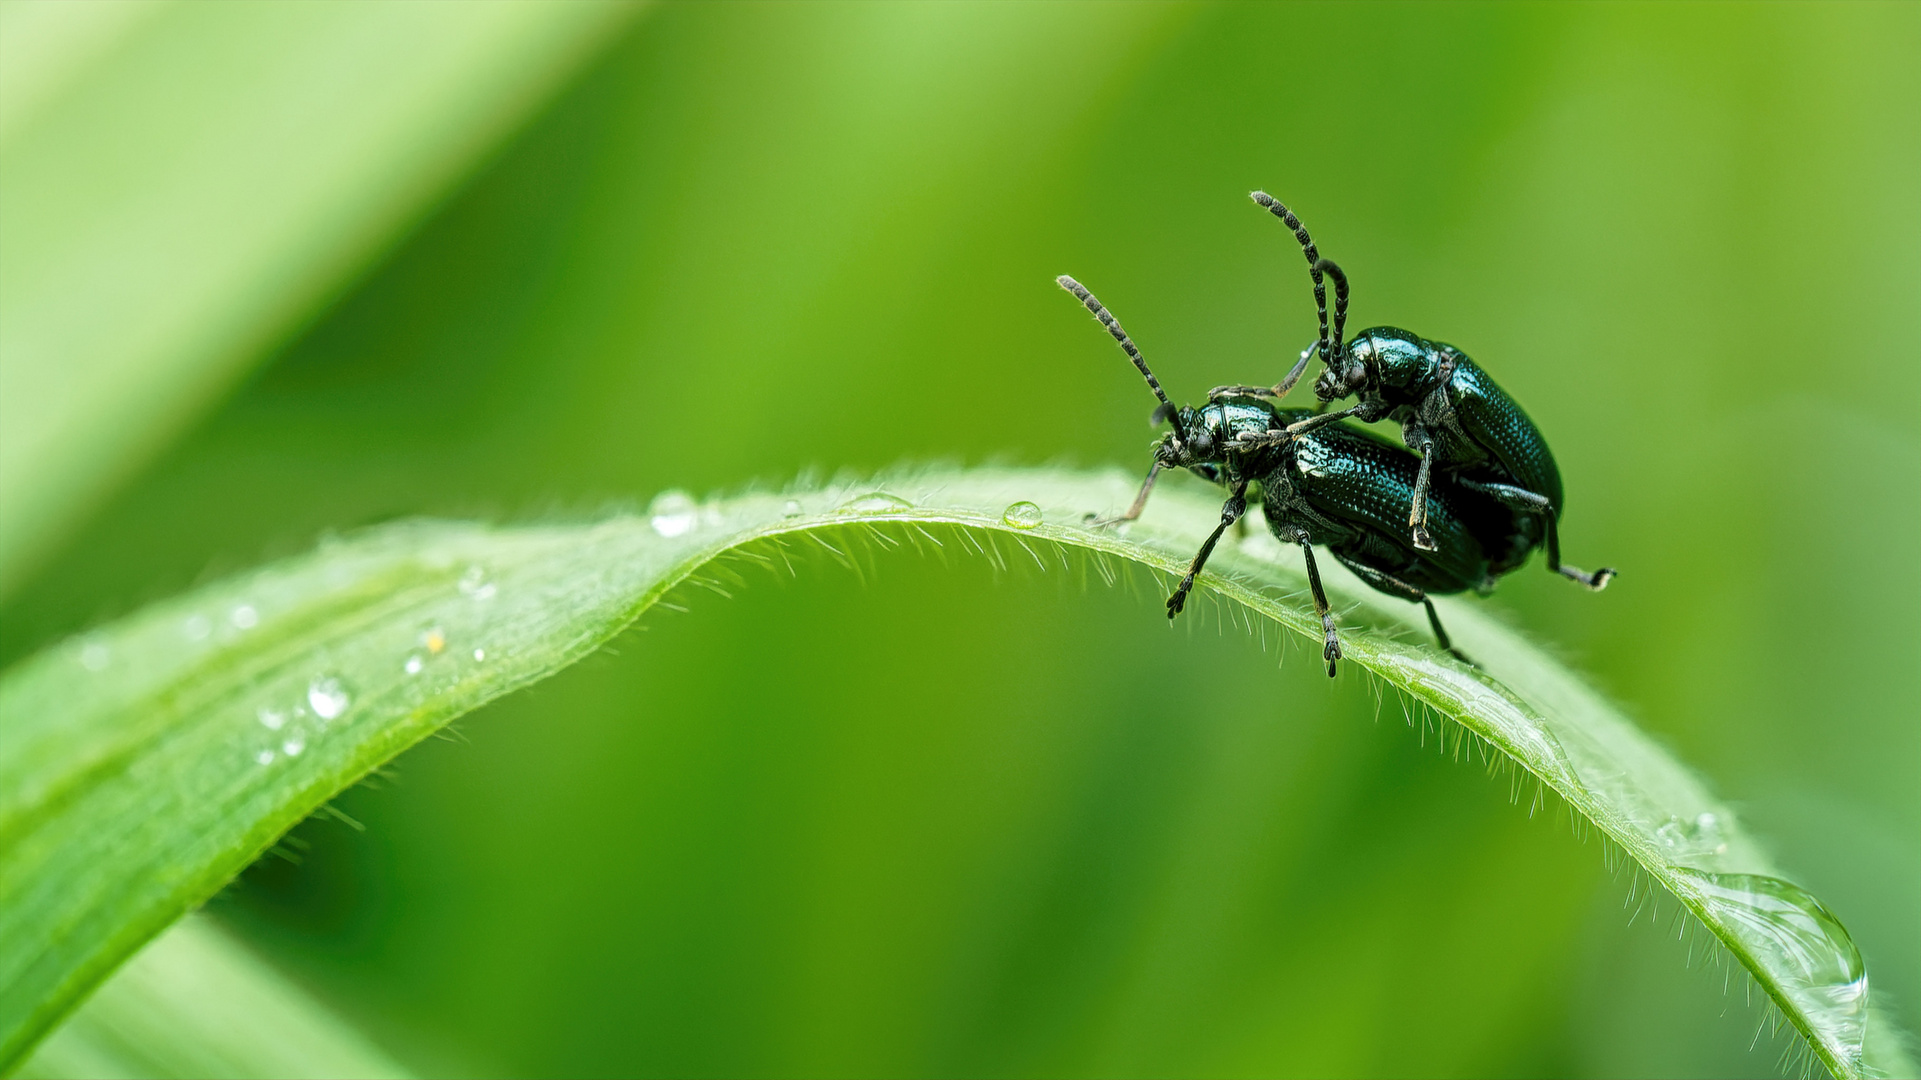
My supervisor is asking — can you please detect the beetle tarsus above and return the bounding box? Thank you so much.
[1166,582,1191,618]
[1560,564,1615,591]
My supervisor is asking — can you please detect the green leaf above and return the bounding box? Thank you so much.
[0,0,642,597]
[0,466,1910,1076]
[15,914,408,1080]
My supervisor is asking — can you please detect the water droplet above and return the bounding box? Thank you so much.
[472,648,486,662]
[1674,869,1868,1066]
[257,708,287,731]
[255,749,276,766]
[1001,501,1043,529]
[649,490,698,537]
[182,614,212,641]
[79,639,110,671]
[839,492,912,513]
[782,499,804,517]
[282,735,306,757]
[458,566,497,601]
[424,627,446,655]
[307,676,351,721]
[230,604,259,629]
[404,655,424,675]
[1655,810,1730,859]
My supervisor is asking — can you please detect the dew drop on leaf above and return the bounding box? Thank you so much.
[182,615,212,641]
[1002,501,1043,529]
[307,676,351,720]
[282,736,306,757]
[257,708,286,731]
[1674,869,1869,1067]
[230,604,259,629]
[255,750,276,766]
[839,492,912,513]
[404,655,424,675]
[782,499,804,517]
[649,490,698,536]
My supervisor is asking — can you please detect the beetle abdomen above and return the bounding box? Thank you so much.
[1442,354,1565,514]
[1287,424,1490,594]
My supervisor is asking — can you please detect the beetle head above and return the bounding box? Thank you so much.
[1315,333,1373,400]
[1151,404,1213,469]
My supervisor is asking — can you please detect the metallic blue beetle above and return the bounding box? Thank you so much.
[1231,193,1614,591]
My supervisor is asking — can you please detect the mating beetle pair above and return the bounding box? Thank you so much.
[1057,193,1613,676]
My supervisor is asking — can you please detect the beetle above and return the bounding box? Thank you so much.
[1057,275,1513,676]
[1232,192,1614,591]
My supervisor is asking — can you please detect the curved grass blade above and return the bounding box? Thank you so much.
[0,467,1909,1076]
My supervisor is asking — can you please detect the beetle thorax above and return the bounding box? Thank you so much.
[1159,400,1275,471]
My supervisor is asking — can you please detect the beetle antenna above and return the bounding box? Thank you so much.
[1315,256,1350,364]
[1057,275,1187,441]
[1250,192,1340,368]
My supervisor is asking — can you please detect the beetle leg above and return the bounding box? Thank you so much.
[1089,462,1162,528]
[1286,403,1368,436]
[1209,384,1271,401]
[1167,482,1248,619]
[1543,515,1616,591]
[1270,342,1318,400]
[1329,552,1472,665]
[1296,540,1343,676]
[1404,429,1438,551]
[1408,452,1436,550]
[1454,478,1616,591]
[1230,428,1292,449]
[1208,345,1317,404]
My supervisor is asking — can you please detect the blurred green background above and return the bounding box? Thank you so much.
[4,2,1917,1076]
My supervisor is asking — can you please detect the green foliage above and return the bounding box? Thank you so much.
[3,2,1917,1076]
[2,468,1911,1076]
[16,915,407,1080]
[0,0,640,595]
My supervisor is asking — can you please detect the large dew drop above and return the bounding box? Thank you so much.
[649,490,699,537]
[307,675,352,721]
[839,492,912,513]
[1002,501,1043,529]
[1674,869,1868,1069]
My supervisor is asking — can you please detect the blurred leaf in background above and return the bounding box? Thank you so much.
[0,0,640,596]
[2,2,1916,1077]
